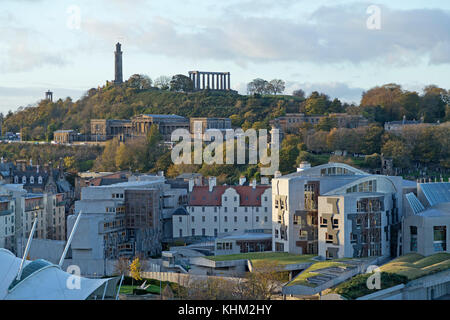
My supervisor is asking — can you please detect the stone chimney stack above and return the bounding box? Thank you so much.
[251,179,257,189]
[208,177,216,192]
[188,178,194,193]
[274,171,282,179]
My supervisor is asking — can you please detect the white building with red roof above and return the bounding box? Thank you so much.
[173,177,272,239]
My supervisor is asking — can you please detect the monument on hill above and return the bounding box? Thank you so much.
[114,42,123,84]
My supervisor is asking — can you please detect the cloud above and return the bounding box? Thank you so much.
[80,3,450,67]
[286,81,365,103]
[0,25,68,73]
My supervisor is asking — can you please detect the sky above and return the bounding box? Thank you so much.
[0,0,449,113]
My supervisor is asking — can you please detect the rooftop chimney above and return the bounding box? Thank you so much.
[188,178,194,193]
[251,179,257,189]
[208,177,216,192]
[261,177,269,185]
[274,171,282,178]
[239,176,246,186]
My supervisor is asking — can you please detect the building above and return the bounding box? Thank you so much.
[90,114,189,142]
[173,177,272,239]
[214,230,272,255]
[270,113,369,134]
[75,171,131,200]
[272,162,404,259]
[188,71,231,91]
[189,117,232,134]
[0,248,120,300]
[70,175,187,261]
[0,197,15,252]
[403,182,450,256]
[53,130,78,144]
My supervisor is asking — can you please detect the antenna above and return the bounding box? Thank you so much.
[58,211,82,267]
[16,214,38,281]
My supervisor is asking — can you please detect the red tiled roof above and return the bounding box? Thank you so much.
[188,185,270,207]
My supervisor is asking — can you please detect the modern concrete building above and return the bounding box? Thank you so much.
[173,178,272,239]
[272,162,404,259]
[403,182,450,256]
[70,175,187,261]
[0,197,15,252]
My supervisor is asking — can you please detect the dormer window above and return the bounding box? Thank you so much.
[38,176,43,184]
[14,176,18,184]
[22,176,26,184]
[30,176,35,184]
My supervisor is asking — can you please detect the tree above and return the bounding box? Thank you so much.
[239,261,285,300]
[247,78,269,95]
[126,74,152,90]
[154,75,171,90]
[292,89,305,99]
[381,140,411,168]
[268,79,285,95]
[114,257,129,275]
[130,257,142,282]
[360,124,384,155]
[170,74,194,92]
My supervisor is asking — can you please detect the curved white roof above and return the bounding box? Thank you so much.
[0,249,116,300]
[283,162,367,178]
[323,175,398,195]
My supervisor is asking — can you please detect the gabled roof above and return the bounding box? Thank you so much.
[188,185,270,207]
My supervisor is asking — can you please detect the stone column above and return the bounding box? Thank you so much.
[202,73,205,90]
[216,73,219,90]
[196,72,200,90]
[207,73,210,89]
[227,73,231,90]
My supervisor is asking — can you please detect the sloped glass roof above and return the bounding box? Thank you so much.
[8,259,54,291]
[405,193,425,214]
[420,183,450,206]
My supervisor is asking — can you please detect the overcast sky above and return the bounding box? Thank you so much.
[1,0,449,113]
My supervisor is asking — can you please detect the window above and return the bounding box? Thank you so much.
[30,176,34,184]
[433,226,447,252]
[224,207,228,213]
[256,216,259,223]
[179,229,183,237]
[202,228,206,236]
[202,216,205,222]
[179,217,182,223]
[214,207,217,213]
[245,216,248,223]
[245,207,248,213]
[22,176,26,184]
[275,229,279,238]
[224,228,228,233]
[214,229,218,237]
[38,176,43,184]
[410,226,418,252]
[214,216,217,222]
[264,216,268,223]
[224,216,228,222]
[202,207,205,212]
[234,216,237,223]
[191,216,195,222]
[234,196,237,202]
[256,207,259,212]
[192,228,195,236]
[264,207,268,212]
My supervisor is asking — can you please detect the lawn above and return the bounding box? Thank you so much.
[287,260,353,287]
[119,284,161,295]
[379,253,450,280]
[207,252,316,266]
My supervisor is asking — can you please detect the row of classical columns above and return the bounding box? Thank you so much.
[189,72,231,90]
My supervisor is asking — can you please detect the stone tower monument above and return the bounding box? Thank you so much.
[114,42,123,84]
